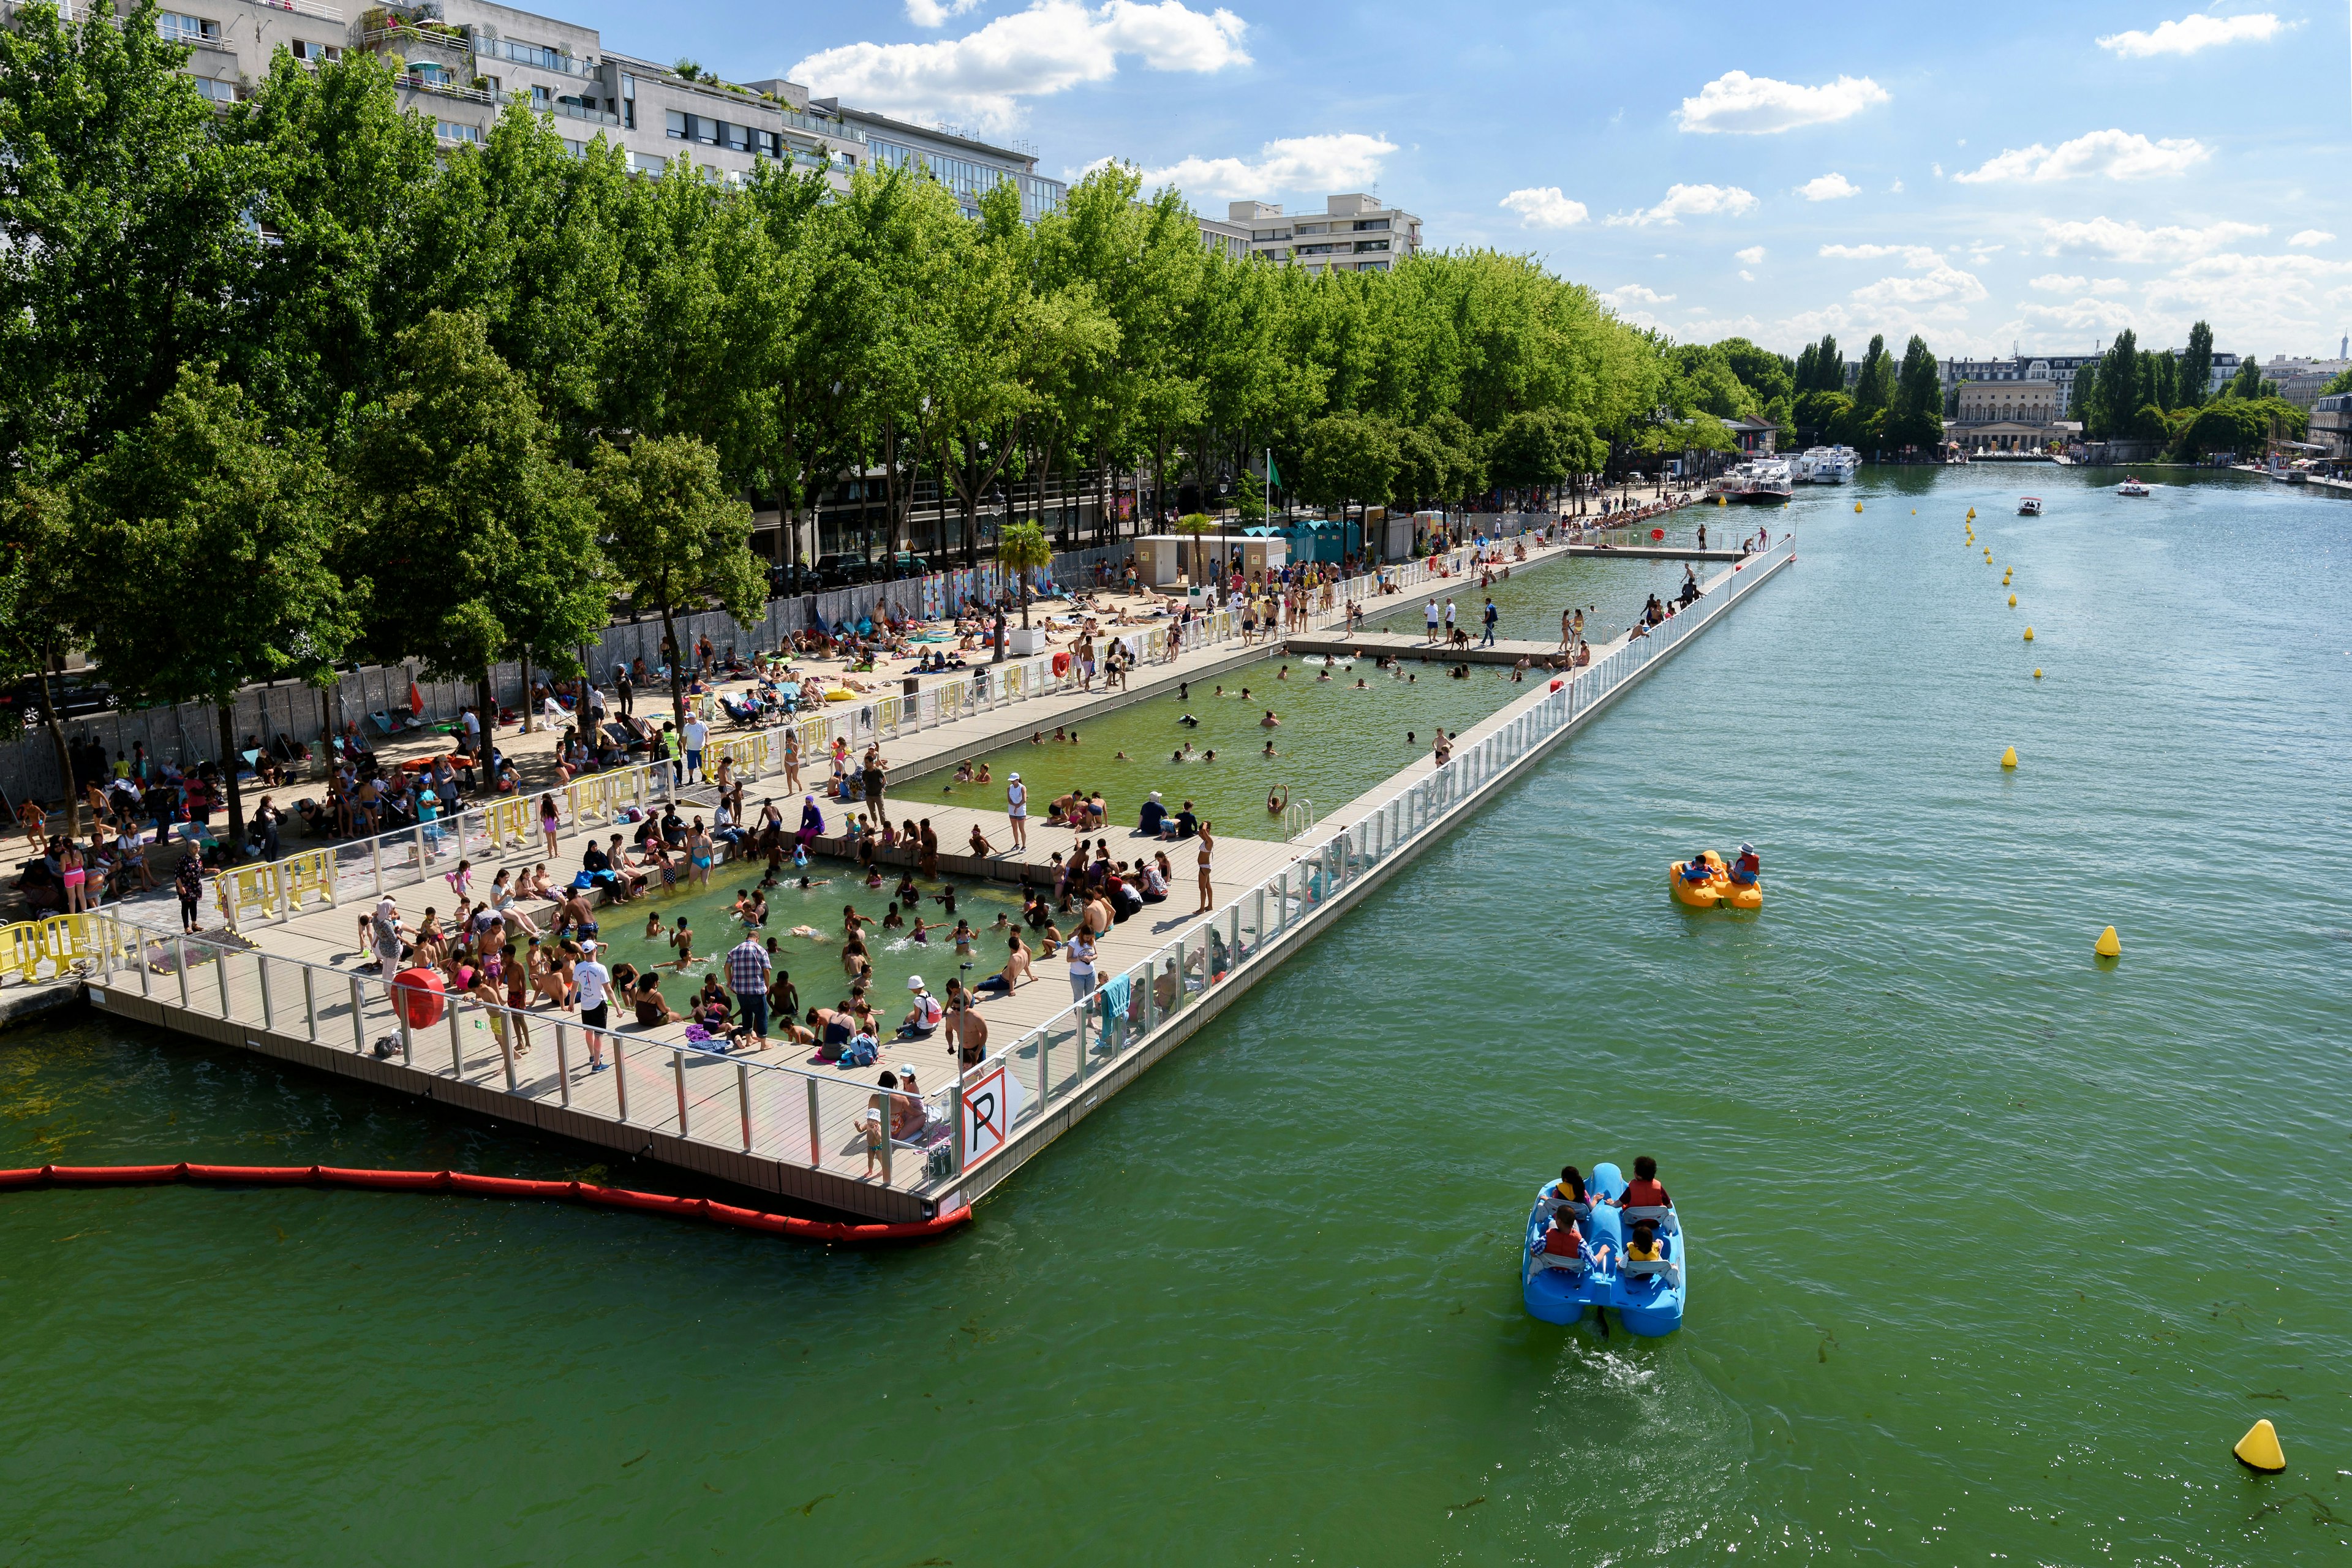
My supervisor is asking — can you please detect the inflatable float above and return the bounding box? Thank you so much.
[1521,1161,1687,1336]
[1668,851,1761,911]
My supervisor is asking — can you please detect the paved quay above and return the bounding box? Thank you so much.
[50,522,1796,1222]
[1282,632,1577,667]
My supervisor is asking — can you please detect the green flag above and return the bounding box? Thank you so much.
[1265,455,1280,488]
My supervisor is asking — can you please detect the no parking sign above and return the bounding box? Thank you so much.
[960,1061,1021,1162]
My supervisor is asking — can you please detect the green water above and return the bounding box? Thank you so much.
[6,469,2351,1563]
[903,651,1529,839]
[593,859,1027,1022]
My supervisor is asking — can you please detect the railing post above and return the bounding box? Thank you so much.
[737,1061,753,1152]
[216,949,231,1018]
[612,1036,628,1122]
[498,1011,516,1090]
[673,1049,690,1137]
[371,839,383,897]
[349,974,364,1053]
[302,963,317,1041]
[878,1087,893,1185]
[397,998,414,1065]
[257,955,274,1031]
[951,1063,967,1175]
[555,1023,572,1104]
[448,1003,463,1076]
[806,1076,821,1165]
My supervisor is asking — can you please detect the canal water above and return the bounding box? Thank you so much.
[4,467,2348,1564]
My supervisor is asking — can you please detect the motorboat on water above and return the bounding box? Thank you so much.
[1815,445,1859,484]
[1522,1161,1687,1336]
[1721,459,1794,504]
[2017,496,2043,516]
[2116,477,2150,497]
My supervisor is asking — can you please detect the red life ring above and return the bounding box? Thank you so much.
[391,968,446,1028]
[1051,652,1071,676]
[1651,527,1665,541]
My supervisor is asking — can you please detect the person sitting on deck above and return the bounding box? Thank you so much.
[1618,1155,1672,1212]
[898,976,944,1039]
[1728,842,1760,885]
[1137,791,1169,836]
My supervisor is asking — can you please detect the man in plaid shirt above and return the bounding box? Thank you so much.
[726,933,772,1048]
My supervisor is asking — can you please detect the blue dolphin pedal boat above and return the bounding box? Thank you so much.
[1521,1161,1687,1336]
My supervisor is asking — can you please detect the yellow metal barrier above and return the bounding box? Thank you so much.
[220,862,279,929]
[483,796,530,849]
[282,847,335,911]
[2,920,44,983]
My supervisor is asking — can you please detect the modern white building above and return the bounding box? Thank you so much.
[2260,355,2350,410]
[22,0,1065,218]
[1197,192,1423,274]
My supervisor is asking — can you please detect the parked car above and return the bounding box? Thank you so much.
[810,554,875,589]
[1,673,115,729]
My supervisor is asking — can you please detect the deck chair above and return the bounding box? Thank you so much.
[1620,1204,1678,1235]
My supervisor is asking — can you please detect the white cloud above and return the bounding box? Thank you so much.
[1889,178,1905,194]
[2143,251,2352,341]
[1738,270,1755,282]
[1119,133,1395,197]
[2041,216,2268,262]
[1604,183,1758,227]
[2097,12,2286,57]
[1851,264,1987,308]
[2290,229,2334,247]
[793,0,1248,132]
[1953,129,2207,183]
[907,0,986,24]
[1599,283,1675,328]
[2011,296,2143,334]
[1675,71,1890,134]
[2027,274,2132,295]
[1819,242,1940,266]
[1498,186,1589,228]
[1798,172,1860,202]
[1733,245,1765,264]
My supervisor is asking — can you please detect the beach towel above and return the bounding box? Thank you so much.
[1099,972,1132,1027]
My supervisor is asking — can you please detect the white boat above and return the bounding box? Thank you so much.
[2116,477,2150,497]
[1725,459,1794,504]
[2017,496,2043,516]
[1819,446,1860,484]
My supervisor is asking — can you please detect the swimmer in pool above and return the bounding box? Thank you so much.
[1261,710,1280,728]
[1261,739,1276,757]
[1178,713,1200,727]
[1316,666,1332,682]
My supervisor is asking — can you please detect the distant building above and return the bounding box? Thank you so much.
[2261,355,2350,411]
[1197,192,1422,274]
[1724,413,1776,456]
[2312,391,2352,459]
[823,104,1063,222]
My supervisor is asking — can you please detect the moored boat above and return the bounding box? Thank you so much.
[2017,496,2043,516]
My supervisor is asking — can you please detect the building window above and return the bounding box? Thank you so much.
[1352,218,1389,231]
[437,121,483,144]
[725,122,749,152]
[666,109,687,140]
[633,152,668,175]
[157,12,218,41]
[290,39,340,62]
[1353,239,1388,253]
[1295,222,1326,235]
[530,85,551,107]
[191,75,236,103]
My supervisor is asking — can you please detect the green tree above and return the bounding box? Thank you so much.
[2177,321,2214,409]
[0,0,255,470]
[589,434,763,733]
[2225,358,2263,399]
[75,364,358,847]
[0,478,93,837]
[345,311,608,729]
[1890,335,1945,452]
[1172,511,1219,590]
[1851,336,1897,419]
[1297,413,1401,539]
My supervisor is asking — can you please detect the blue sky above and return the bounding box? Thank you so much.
[569,0,2351,363]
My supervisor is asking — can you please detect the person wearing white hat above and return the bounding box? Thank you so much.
[1006,771,1028,851]
[897,974,944,1039]
[574,939,612,1070]
[1138,789,1169,837]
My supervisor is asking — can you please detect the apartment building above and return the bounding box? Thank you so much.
[1934,349,2246,417]
[55,0,1059,214]
[2260,355,2350,410]
[826,105,1063,223]
[1199,192,1423,274]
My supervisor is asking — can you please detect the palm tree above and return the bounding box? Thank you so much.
[997,519,1054,630]
[1174,511,1218,593]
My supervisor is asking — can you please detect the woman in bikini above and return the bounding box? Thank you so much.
[1195,823,1216,913]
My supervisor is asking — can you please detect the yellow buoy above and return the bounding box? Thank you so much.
[1966,508,1976,519]
[1854,502,1863,513]
[2000,745,2018,769]
[2094,925,2121,958]
[2234,1419,2286,1474]
[2023,626,2035,641]
[2008,594,2017,606]
[2033,668,2043,679]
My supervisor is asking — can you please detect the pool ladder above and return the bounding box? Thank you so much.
[1283,798,1317,838]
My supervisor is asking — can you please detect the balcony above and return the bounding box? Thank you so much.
[360,23,468,56]
[237,0,344,20]
[394,72,495,104]
[482,37,589,78]
[548,97,618,127]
